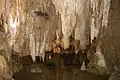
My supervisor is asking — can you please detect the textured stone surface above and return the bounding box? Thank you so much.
[2,0,111,57]
[100,0,120,75]
[1,0,120,79]
[13,65,108,80]
[0,55,13,80]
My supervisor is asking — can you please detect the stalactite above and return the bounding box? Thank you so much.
[90,0,100,43]
[9,14,19,46]
[90,0,111,43]
[90,17,99,43]
[39,34,46,62]
[7,0,20,47]
[102,0,111,27]
[74,0,87,42]
[52,0,76,49]
[36,42,40,57]
[29,11,36,62]
[30,33,36,62]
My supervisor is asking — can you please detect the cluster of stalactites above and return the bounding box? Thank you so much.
[52,0,111,52]
[5,0,25,47]
[5,0,111,62]
[90,0,111,43]
[7,0,20,47]
[3,0,25,62]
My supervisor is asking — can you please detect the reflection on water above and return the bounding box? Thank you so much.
[13,64,108,80]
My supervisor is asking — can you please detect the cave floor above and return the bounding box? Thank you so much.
[13,64,108,80]
[11,52,109,80]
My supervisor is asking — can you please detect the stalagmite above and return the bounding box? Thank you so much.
[81,61,86,71]
[95,47,107,75]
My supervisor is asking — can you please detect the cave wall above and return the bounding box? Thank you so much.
[100,0,120,73]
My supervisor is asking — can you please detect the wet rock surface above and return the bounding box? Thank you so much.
[30,64,42,73]
[11,54,22,73]
[100,0,120,78]
[108,70,120,80]
[13,65,108,80]
[11,54,109,80]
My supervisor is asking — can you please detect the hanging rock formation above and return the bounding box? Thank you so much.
[2,0,119,76]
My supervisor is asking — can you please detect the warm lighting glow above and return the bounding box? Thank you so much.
[9,10,20,46]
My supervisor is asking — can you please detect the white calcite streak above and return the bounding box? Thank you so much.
[90,17,99,43]
[9,14,20,46]
[8,0,20,47]
[39,35,46,62]
[52,0,76,49]
[90,0,111,43]
[51,0,111,54]
[30,33,36,62]
[102,0,111,28]
[52,0,88,49]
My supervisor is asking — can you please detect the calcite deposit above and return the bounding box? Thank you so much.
[0,0,114,77]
